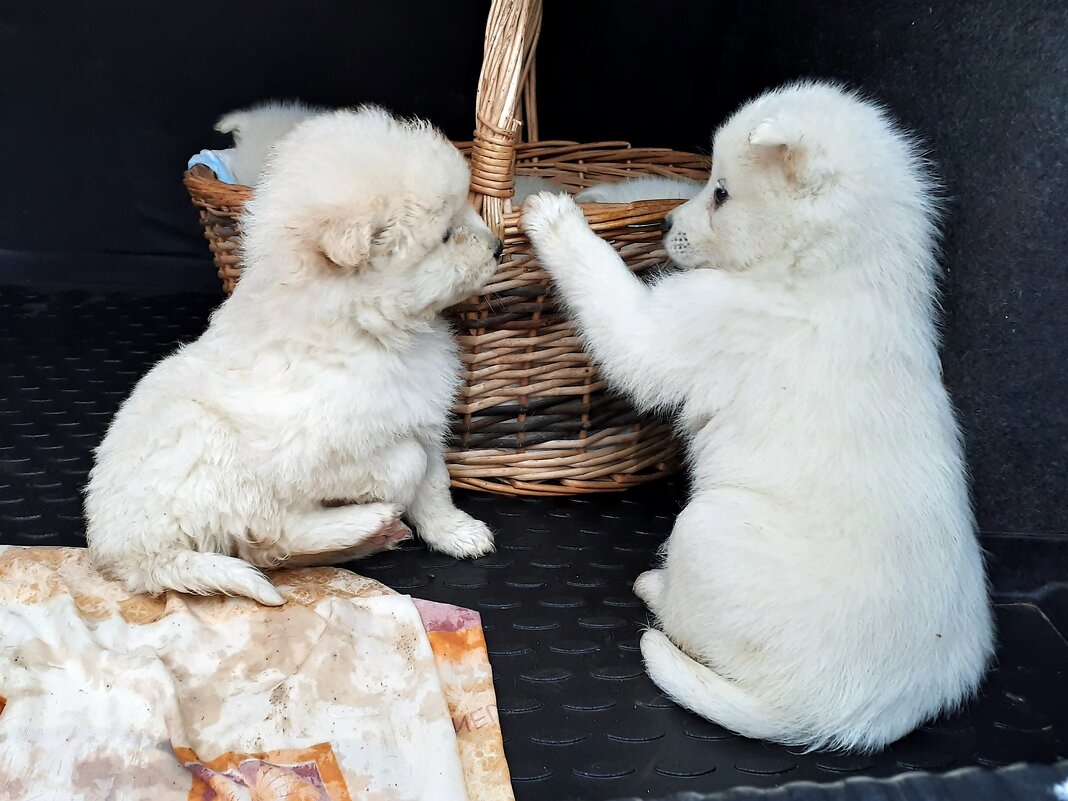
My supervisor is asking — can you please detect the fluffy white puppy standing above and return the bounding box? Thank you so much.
[86,107,500,606]
[523,82,993,752]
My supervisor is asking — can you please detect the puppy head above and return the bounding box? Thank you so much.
[240,106,500,320]
[663,82,937,278]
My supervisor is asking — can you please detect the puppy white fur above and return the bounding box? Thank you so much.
[215,99,324,186]
[524,81,993,752]
[576,175,703,204]
[86,107,500,605]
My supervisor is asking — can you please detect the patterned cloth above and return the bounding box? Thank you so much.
[0,546,513,801]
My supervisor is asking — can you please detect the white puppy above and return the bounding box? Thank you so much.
[215,99,324,185]
[576,175,703,204]
[86,107,500,605]
[523,81,993,752]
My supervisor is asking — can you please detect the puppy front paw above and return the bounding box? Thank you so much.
[419,510,495,560]
[360,513,413,555]
[522,191,586,245]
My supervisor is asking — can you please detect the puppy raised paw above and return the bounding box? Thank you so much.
[522,191,587,244]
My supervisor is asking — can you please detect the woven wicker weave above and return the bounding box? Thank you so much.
[183,0,710,496]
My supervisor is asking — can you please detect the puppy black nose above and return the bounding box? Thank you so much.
[660,214,674,234]
[492,238,504,259]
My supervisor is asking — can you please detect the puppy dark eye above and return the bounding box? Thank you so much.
[442,228,452,244]
[713,184,729,209]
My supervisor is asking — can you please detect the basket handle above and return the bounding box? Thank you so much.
[470,0,543,232]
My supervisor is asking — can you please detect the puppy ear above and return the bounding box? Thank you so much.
[319,219,374,269]
[748,117,802,149]
[748,117,831,188]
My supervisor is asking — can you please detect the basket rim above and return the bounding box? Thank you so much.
[184,141,710,207]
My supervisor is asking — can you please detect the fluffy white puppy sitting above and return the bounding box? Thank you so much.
[86,107,501,606]
[523,81,993,752]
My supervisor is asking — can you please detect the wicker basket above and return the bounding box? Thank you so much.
[183,0,709,496]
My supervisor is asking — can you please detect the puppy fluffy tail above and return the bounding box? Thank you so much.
[107,550,285,607]
[640,629,805,746]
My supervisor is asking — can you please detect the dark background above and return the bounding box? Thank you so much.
[1,0,1065,539]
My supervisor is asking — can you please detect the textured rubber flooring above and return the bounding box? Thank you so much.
[630,761,1068,800]
[2,286,1066,801]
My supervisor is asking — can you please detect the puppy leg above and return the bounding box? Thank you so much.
[407,452,494,559]
[359,438,430,510]
[523,192,691,409]
[252,502,410,568]
[634,568,667,617]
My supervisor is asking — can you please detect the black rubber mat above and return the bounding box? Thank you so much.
[2,286,1066,801]
[626,761,1068,800]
